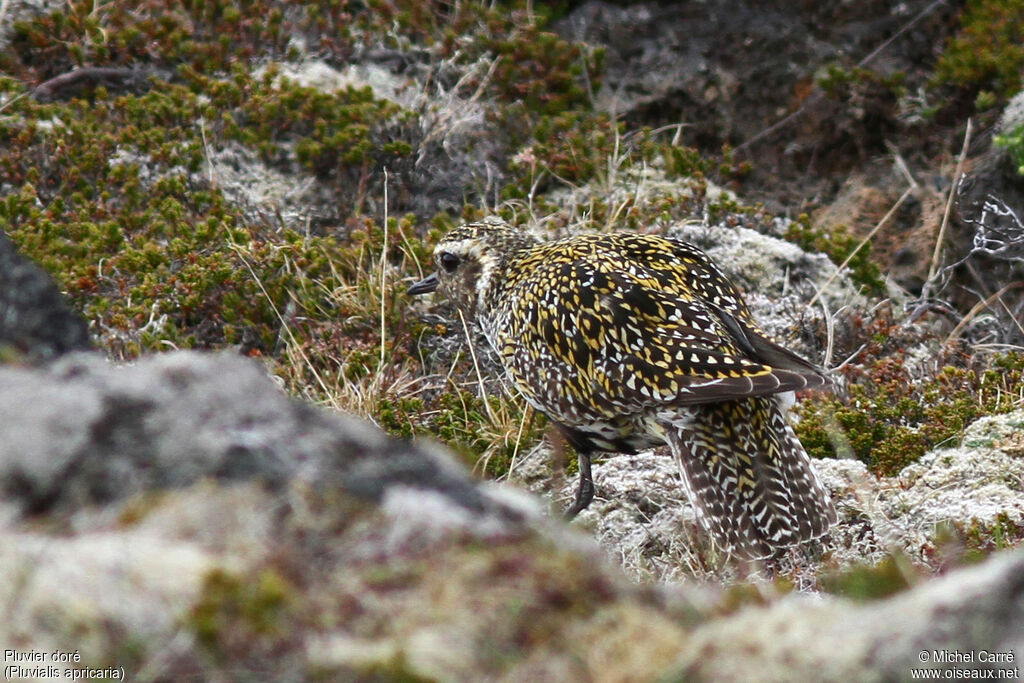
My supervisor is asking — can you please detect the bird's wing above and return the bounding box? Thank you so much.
[506,248,825,415]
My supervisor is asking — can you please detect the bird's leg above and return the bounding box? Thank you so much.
[564,450,594,519]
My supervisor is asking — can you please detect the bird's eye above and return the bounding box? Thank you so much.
[439,251,460,273]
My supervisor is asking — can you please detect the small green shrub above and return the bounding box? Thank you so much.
[933,0,1024,99]
[784,213,885,295]
[797,309,1024,475]
[190,567,296,655]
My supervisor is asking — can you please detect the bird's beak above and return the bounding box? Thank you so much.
[407,272,440,295]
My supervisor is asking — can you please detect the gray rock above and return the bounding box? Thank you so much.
[996,90,1024,136]
[1,350,1023,681]
[536,408,1024,581]
[0,232,91,360]
[822,408,1024,567]
[672,547,1024,682]
[554,0,927,151]
[0,351,502,521]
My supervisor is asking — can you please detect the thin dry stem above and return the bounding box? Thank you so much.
[945,283,1022,344]
[380,167,389,367]
[230,243,336,407]
[199,116,216,187]
[807,185,913,310]
[886,143,919,188]
[812,282,836,370]
[998,296,1024,340]
[924,118,973,298]
[505,404,533,481]
[457,308,499,424]
[0,91,28,115]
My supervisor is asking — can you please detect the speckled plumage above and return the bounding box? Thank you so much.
[409,219,837,558]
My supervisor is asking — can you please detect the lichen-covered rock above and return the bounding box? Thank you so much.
[554,451,701,582]
[1,350,1023,681]
[0,351,495,519]
[823,408,1024,566]
[895,410,1024,528]
[540,408,1024,581]
[671,547,1024,682]
[0,350,691,680]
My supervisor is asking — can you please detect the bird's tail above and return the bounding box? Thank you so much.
[665,395,836,559]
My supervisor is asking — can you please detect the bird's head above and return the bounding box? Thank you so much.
[407,219,538,318]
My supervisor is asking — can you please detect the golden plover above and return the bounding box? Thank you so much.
[409,219,836,558]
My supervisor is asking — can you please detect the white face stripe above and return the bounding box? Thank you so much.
[475,247,497,315]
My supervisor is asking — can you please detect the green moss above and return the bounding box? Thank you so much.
[663,143,752,184]
[427,389,537,477]
[716,582,770,614]
[316,654,436,683]
[480,23,603,116]
[783,213,885,295]
[817,63,906,101]
[927,516,1024,570]
[376,396,424,439]
[503,110,623,197]
[189,567,297,657]
[3,1,489,77]
[994,122,1024,176]
[820,553,917,601]
[0,58,426,356]
[964,512,1024,554]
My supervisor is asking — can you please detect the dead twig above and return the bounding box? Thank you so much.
[945,283,1022,345]
[31,67,164,102]
[923,118,973,299]
[808,185,914,310]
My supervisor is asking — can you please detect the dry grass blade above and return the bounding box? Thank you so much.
[998,296,1024,341]
[0,91,28,115]
[505,404,534,481]
[458,308,499,424]
[807,185,913,310]
[945,283,1022,344]
[809,281,836,370]
[380,167,389,367]
[886,142,919,188]
[924,118,973,298]
[229,242,336,407]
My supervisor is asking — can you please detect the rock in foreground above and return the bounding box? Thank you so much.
[0,351,1021,681]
